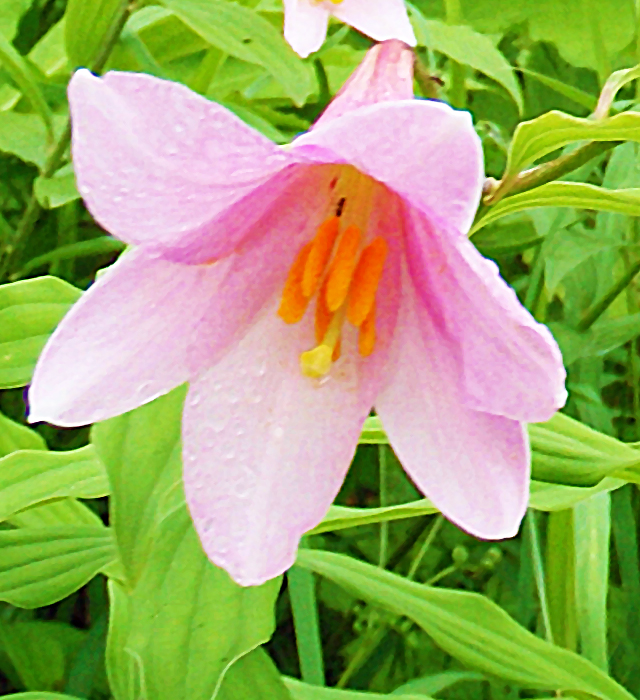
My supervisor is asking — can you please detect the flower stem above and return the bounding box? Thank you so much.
[378,446,389,568]
[0,1,133,281]
[526,510,555,645]
[577,256,640,331]
[407,515,444,580]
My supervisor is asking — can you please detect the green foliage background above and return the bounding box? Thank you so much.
[3,0,640,699]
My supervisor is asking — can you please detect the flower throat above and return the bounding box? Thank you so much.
[278,169,387,379]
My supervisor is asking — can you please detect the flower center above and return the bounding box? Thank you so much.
[277,168,388,378]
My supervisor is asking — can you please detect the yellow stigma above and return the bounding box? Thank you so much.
[300,345,333,378]
[301,309,343,378]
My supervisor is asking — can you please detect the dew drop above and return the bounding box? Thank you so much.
[273,426,284,440]
[136,380,153,395]
[189,394,201,407]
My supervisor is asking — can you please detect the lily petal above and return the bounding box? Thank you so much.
[283,0,330,58]
[376,280,530,540]
[183,303,376,587]
[314,39,414,128]
[333,0,416,48]
[29,249,228,426]
[69,70,295,258]
[29,166,333,427]
[293,100,484,234]
[405,207,567,423]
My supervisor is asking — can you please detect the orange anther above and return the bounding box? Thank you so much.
[332,338,342,362]
[315,280,332,343]
[347,237,388,327]
[358,304,376,357]
[278,243,312,324]
[302,216,340,298]
[325,224,361,312]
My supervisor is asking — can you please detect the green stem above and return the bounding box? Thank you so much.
[378,446,389,568]
[481,141,618,213]
[526,511,555,645]
[407,515,444,581]
[288,563,325,686]
[523,243,546,318]
[11,237,125,280]
[0,2,133,281]
[577,257,640,331]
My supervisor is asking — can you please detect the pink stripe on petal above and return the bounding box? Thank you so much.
[184,302,377,587]
[69,70,295,257]
[404,206,567,424]
[376,280,530,540]
[294,100,484,235]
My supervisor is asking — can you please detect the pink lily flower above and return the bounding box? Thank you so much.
[29,40,566,586]
[283,0,416,58]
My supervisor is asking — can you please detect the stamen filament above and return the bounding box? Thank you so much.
[302,216,340,298]
[347,237,388,327]
[325,224,361,312]
[278,243,313,324]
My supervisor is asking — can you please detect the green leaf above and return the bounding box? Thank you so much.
[313,500,438,535]
[96,389,280,700]
[0,694,83,699]
[0,112,58,169]
[0,412,46,457]
[92,386,187,585]
[525,0,634,76]
[8,498,104,529]
[35,163,80,209]
[574,493,611,671]
[158,0,312,106]
[410,9,523,112]
[528,412,640,486]
[0,276,81,389]
[217,648,293,700]
[0,621,83,691]
[504,111,640,179]
[391,671,484,696]
[529,478,626,512]
[64,0,127,68]
[474,182,640,234]
[0,0,33,40]
[0,33,54,139]
[297,549,635,700]
[0,446,109,522]
[0,526,116,608]
[286,676,428,699]
[545,509,577,650]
